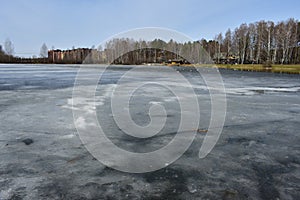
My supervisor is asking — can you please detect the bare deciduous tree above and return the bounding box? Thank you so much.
[215,33,223,63]
[224,29,232,57]
[4,38,14,56]
[48,18,300,65]
[40,43,48,58]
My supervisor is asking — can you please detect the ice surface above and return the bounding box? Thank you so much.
[0,64,299,199]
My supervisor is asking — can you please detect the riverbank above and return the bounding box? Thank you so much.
[214,64,300,74]
[1,62,300,74]
[166,63,300,74]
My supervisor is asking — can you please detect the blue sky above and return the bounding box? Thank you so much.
[1,0,299,57]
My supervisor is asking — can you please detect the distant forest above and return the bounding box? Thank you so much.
[1,18,300,64]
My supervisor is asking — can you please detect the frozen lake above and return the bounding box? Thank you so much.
[0,64,299,199]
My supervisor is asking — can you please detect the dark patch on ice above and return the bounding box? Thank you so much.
[0,163,37,177]
[288,110,299,114]
[36,178,136,200]
[36,178,72,199]
[106,66,133,71]
[7,193,23,200]
[78,182,120,199]
[0,179,11,189]
[143,168,187,199]
[227,137,252,144]
[22,138,34,145]
[94,166,123,177]
[226,137,263,145]
[0,85,18,91]
[222,189,239,200]
[11,187,27,200]
[275,154,300,166]
[252,164,281,200]
[141,167,204,200]
[250,89,265,94]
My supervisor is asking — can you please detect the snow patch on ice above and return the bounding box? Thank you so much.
[226,86,300,95]
[74,117,97,129]
[60,134,76,139]
[62,84,117,112]
[149,101,162,105]
[164,96,178,102]
[75,117,87,129]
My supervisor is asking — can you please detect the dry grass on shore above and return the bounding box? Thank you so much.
[212,64,300,74]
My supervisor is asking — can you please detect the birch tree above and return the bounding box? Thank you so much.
[40,43,48,58]
[4,38,14,56]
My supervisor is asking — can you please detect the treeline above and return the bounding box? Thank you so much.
[0,44,48,64]
[208,18,300,64]
[0,51,48,63]
[1,18,300,65]
[85,18,300,65]
[84,39,210,64]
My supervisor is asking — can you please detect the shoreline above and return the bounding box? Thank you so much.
[214,64,300,74]
[1,63,300,74]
